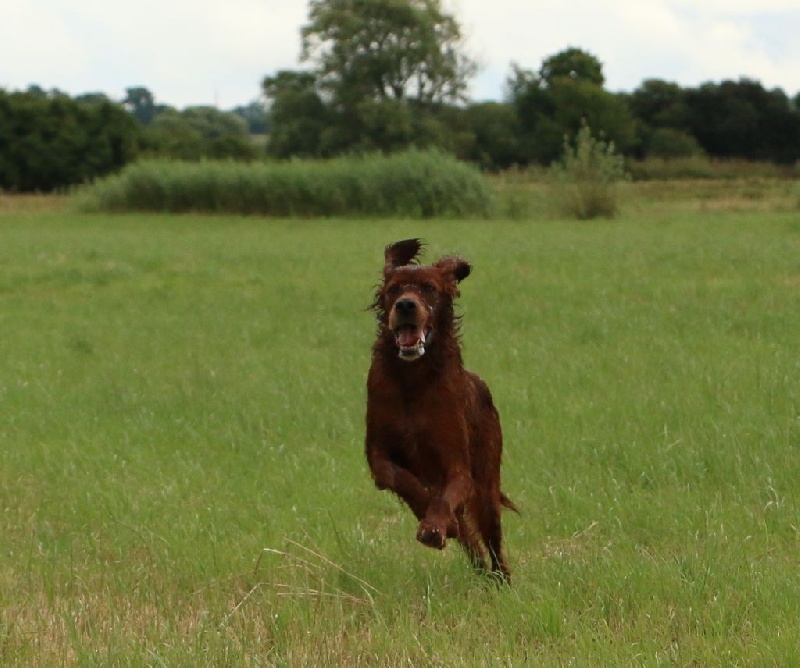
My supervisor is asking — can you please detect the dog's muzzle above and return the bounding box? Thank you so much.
[391,297,433,361]
[394,324,432,360]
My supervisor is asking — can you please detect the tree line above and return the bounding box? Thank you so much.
[265,0,800,169]
[2,0,799,192]
[0,86,265,192]
[0,87,137,192]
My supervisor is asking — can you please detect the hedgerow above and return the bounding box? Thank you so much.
[74,150,493,218]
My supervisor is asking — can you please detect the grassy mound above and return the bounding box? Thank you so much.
[74,150,493,218]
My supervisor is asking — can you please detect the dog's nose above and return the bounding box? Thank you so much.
[395,298,416,313]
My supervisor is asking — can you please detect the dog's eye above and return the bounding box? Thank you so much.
[421,282,436,293]
[386,284,402,296]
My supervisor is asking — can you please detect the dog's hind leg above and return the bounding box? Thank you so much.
[478,500,511,583]
[456,502,489,573]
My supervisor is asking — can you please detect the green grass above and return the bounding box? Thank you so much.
[627,156,799,181]
[73,151,493,219]
[2,204,800,664]
[491,172,798,220]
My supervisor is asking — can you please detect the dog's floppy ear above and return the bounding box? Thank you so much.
[384,238,423,273]
[435,256,471,284]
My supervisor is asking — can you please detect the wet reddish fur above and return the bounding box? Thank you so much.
[365,239,516,582]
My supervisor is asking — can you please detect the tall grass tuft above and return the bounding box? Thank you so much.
[74,150,493,218]
[548,123,627,220]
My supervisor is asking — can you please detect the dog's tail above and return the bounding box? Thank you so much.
[501,492,520,514]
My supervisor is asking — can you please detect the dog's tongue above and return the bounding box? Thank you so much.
[397,326,423,348]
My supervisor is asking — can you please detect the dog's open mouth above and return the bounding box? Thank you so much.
[394,324,429,360]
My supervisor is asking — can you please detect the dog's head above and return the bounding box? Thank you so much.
[373,238,471,362]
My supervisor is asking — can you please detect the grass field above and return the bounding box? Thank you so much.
[1,191,800,664]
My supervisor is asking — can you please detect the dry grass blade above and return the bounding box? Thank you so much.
[283,538,381,596]
[252,540,381,610]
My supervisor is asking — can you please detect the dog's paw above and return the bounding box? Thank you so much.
[416,519,447,550]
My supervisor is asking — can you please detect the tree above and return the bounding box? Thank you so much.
[539,47,604,88]
[301,0,476,107]
[453,102,525,170]
[684,78,800,163]
[507,50,635,165]
[263,70,330,157]
[626,79,693,158]
[644,128,705,159]
[124,87,158,125]
[141,106,257,160]
[75,92,112,105]
[0,89,138,191]
[270,0,477,155]
[629,79,690,130]
[232,100,271,134]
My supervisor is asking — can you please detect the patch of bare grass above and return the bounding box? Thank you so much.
[0,195,68,214]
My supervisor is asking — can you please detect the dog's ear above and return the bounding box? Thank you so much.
[435,256,471,284]
[384,238,423,272]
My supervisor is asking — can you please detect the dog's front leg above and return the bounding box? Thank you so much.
[417,471,473,550]
[366,448,432,519]
[367,449,460,539]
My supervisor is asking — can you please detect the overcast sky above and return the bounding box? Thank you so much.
[2,0,799,109]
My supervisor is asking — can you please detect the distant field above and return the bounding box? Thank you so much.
[1,199,799,664]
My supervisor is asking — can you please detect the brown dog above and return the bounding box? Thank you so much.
[365,239,516,582]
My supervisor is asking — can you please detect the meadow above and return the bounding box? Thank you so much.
[1,183,799,665]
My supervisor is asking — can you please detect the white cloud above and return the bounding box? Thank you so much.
[456,0,800,98]
[672,0,799,12]
[1,0,798,107]
[0,0,306,107]
[0,3,89,91]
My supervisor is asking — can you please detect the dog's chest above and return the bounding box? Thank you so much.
[391,428,444,489]
[384,395,458,486]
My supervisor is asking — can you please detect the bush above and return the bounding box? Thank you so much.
[140,107,258,161]
[74,150,494,218]
[548,123,627,219]
[645,128,705,159]
[0,89,138,192]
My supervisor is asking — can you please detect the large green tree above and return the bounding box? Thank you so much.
[301,0,476,106]
[539,47,604,88]
[263,0,476,156]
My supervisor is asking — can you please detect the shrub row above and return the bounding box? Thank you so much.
[628,157,799,181]
[74,150,493,218]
